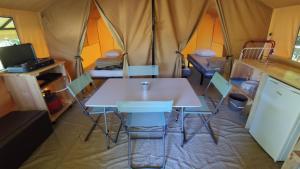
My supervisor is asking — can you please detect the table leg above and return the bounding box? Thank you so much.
[181,107,185,147]
[103,107,110,149]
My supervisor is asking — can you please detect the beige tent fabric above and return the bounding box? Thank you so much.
[155,0,209,77]
[95,0,152,77]
[41,0,91,76]
[215,0,232,56]
[268,5,300,58]
[215,0,273,58]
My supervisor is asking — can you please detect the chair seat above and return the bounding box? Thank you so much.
[126,113,166,127]
[184,96,211,114]
[88,107,117,115]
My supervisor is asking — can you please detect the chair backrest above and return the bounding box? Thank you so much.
[117,100,173,113]
[206,72,232,98]
[67,73,93,97]
[128,65,159,77]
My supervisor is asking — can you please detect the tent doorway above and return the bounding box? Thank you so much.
[182,1,225,58]
[81,1,120,69]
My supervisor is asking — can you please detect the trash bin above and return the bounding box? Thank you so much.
[228,93,248,112]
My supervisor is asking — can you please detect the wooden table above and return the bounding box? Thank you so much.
[85,78,201,146]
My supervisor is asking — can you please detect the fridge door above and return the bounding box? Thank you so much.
[249,77,300,161]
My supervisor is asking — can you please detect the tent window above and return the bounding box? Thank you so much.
[292,27,300,62]
[0,16,20,47]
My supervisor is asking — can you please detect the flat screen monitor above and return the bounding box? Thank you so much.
[0,43,37,69]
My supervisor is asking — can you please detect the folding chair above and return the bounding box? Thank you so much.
[183,72,232,144]
[66,73,122,149]
[117,100,173,169]
[128,65,159,77]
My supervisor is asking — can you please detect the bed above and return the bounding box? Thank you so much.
[187,54,225,85]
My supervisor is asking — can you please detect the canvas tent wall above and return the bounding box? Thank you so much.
[1,0,300,116]
[268,5,300,58]
[82,0,224,70]
[182,2,224,58]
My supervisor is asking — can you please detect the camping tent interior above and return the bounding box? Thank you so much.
[0,0,300,168]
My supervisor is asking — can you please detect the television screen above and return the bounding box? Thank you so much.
[0,43,37,69]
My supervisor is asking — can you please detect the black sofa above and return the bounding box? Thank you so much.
[0,111,53,169]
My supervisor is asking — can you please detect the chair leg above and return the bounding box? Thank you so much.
[114,121,122,143]
[175,109,180,122]
[200,115,217,144]
[200,73,204,85]
[204,121,217,144]
[162,127,166,169]
[128,133,132,168]
[84,114,101,142]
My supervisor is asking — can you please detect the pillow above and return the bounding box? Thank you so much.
[105,49,122,58]
[193,49,216,57]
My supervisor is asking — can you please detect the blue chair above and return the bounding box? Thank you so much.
[67,73,122,149]
[183,72,232,144]
[117,100,173,169]
[127,65,159,77]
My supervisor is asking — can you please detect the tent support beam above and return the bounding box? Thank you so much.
[151,0,155,66]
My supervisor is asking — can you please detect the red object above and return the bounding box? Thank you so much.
[46,96,63,114]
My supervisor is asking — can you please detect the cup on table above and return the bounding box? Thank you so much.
[140,81,150,92]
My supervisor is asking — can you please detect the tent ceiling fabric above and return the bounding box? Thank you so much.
[0,0,56,11]
[1,0,300,12]
[259,0,300,8]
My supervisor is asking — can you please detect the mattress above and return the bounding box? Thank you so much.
[187,54,224,77]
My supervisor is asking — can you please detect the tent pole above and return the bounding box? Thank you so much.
[152,0,155,66]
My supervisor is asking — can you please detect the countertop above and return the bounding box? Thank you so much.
[239,59,300,89]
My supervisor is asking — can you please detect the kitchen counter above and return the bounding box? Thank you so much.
[238,59,300,90]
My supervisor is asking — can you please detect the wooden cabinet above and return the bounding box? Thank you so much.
[0,61,73,122]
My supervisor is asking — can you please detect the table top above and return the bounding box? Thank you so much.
[85,78,201,108]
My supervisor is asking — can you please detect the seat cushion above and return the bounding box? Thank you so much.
[0,111,47,145]
[184,96,211,114]
[0,111,53,169]
[126,112,166,127]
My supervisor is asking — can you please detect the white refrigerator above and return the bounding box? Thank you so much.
[249,77,300,161]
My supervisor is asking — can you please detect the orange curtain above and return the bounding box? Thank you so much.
[81,2,120,69]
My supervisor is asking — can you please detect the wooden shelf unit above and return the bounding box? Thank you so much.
[0,61,73,122]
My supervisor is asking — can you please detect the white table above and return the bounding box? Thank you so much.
[85,78,201,146]
[85,78,201,108]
